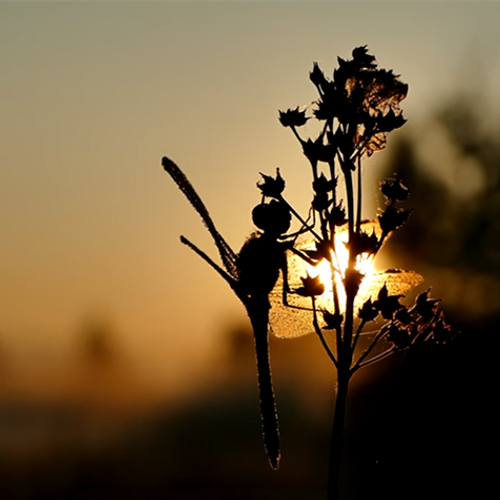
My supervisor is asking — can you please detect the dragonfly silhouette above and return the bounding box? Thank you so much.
[162,156,314,469]
[162,157,424,467]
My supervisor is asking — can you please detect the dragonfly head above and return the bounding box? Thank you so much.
[252,200,291,238]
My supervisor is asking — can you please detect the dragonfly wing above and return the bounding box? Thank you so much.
[355,268,423,309]
[268,233,424,338]
[162,157,239,278]
[268,246,318,339]
[269,274,315,339]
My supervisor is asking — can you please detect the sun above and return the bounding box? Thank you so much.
[306,226,377,306]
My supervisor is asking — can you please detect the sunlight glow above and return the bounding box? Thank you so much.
[306,228,376,309]
[269,221,423,339]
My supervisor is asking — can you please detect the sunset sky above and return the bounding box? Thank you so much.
[1,1,500,393]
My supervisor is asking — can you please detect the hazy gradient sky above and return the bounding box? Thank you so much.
[1,1,500,388]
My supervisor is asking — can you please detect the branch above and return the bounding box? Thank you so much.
[290,124,304,145]
[312,297,338,368]
[351,318,367,351]
[350,325,389,373]
[327,260,342,350]
[356,155,362,234]
[355,346,396,370]
[279,195,323,241]
[349,128,381,164]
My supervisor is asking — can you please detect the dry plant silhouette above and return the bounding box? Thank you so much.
[163,47,455,500]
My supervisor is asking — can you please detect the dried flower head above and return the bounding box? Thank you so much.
[278,107,308,128]
[257,169,286,199]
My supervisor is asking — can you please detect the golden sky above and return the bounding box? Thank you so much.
[1,1,500,389]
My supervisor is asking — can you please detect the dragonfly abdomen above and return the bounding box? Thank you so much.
[247,295,281,470]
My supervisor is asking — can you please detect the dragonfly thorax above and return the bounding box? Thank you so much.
[237,233,287,298]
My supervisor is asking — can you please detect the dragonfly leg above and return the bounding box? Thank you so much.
[289,245,319,267]
[281,253,291,307]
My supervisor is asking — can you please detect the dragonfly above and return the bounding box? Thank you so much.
[162,157,423,467]
[163,156,311,470]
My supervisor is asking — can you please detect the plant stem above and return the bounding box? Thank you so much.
[356,156,362,233]
[343,164,355,245]
[327,367,350,500]
[312,297,338,368]
[327,138,357,500]
[279,195,323,241]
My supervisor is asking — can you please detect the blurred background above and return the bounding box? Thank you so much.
[1,1,499,499]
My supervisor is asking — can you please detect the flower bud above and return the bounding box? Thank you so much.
[323,310,343,330]
[358,298,378,322]
[386,323,412,349]
[380,176,409,202]
[310,62,328,90]
[257,169,285,198]
[278,107,308,128]
[296,274,325,297]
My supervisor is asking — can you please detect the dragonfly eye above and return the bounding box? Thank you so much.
[252,200,291,236]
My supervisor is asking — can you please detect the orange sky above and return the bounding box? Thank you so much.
[1,1,500,391]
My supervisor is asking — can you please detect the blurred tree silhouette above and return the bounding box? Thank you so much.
[377,84,500,500]
[78,315,117,369]
[383,87,500,320]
